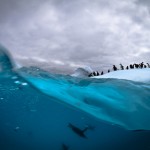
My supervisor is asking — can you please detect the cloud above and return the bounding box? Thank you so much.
[0,0,150,73]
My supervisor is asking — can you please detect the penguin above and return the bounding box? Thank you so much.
[130,64,133,69]
[120,64,124,70]
[140,62,144,69]
[147,63,150,68]
[93,71,97,76]
[101,71,103,75]
[96,71,100,76]
[113,65,117,71]
[62,143,69,150]
[68,123,94,139]
[134,64,139,69]
[88,73,93,77]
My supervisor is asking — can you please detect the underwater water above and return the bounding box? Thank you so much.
[0,46,150,150]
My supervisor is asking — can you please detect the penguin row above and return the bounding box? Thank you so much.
[88,62,150,77]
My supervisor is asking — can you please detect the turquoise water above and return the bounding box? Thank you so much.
[0,46,150,150]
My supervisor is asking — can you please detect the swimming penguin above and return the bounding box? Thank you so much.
[62,143,69,150]
[68,123,94,139]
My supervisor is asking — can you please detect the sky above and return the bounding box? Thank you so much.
[0,0,150,74]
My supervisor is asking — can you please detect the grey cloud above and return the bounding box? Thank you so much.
[137,0,150,6]
[0,0,150,74]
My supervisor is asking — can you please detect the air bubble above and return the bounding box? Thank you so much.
[14,81,21,84]
[11,76,18,80]
[21,83,28,86]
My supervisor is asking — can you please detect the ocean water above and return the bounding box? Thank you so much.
[0,46,150,150]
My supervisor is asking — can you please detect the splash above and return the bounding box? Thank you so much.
[0,46,150,130]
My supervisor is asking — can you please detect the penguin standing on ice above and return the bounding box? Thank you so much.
[93,71,97,76]
[134,63,139,68]
[130,64,134,69]
[147,63,150,68]
[88,73,93,77]
[140,62,144,68]
[113,65,117,71]
[96,71,100,76]
[120,64,124,70]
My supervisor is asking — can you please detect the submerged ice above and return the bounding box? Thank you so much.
[0,46,150,130]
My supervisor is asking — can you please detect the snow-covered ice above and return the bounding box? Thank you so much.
[93,68,150,83]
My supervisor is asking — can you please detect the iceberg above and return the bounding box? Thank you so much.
[71,66,93,78]
[93,69,150,83]
[72,65,150,83]
[0,46,150,130]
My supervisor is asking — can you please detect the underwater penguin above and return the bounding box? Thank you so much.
[68,123,94,139]
[62,143,69,150]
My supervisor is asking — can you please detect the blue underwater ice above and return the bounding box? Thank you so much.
[0,45,150,150]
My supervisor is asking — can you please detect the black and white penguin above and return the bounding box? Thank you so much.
[113,65,117,71]
[120,64,124,70]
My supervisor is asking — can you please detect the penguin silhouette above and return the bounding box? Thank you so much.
[147,63,150,68]
[93,71,97,76]
[68,123,94,139]
[96,71,100,76]
[62,143,69,150]
[120,64,124,70]
[113,65,117,71]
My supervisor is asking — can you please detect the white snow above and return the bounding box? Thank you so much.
[72,66,150,82]
[93,68,150,82]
